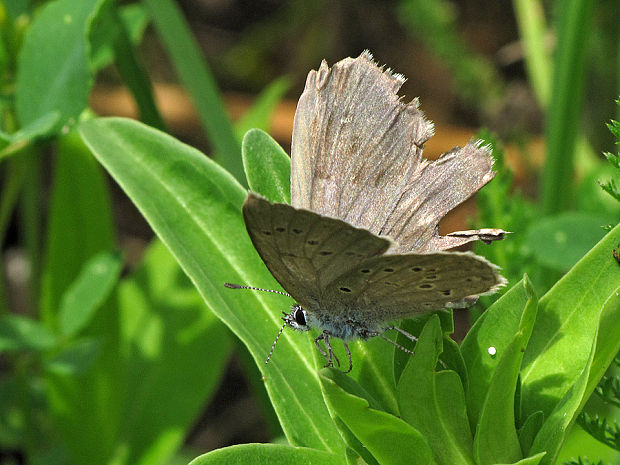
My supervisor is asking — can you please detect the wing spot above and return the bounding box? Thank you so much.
[319,251,333,256]
[426,275,438,280]
[275,227,286,232]
[383,268,394,272]
[360,269,371,273]
[339,287,352,292]
[419,284,433,289]
[423,303,434,308]
[411,267,423,272]
[442,290,452,296]
[427,268,437,272]
[307,240,319,245]
[262,231,272,235]
[293,228,303,234]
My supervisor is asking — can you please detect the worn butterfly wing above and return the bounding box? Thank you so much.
[242,193,391,310]
[291,51,506,253]
[321,252,506,327]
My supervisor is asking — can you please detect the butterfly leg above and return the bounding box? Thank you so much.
[314,332,340,368]
[342,342,353,373]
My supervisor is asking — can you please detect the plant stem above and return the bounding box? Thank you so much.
[541,0,596,214]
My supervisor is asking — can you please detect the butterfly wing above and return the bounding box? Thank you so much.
[321,251,506,327]
[291,51,504,253]
[242,193,392,309]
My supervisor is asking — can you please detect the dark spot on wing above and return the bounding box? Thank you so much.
[262,231,272,235]
[360,269,371,273]
[419,284,433,289]
[319,251,333,256]
[383,268,394,272]
[411,267,423,272]
[293,228,303,234]
[275,227,285,232]
[307,240,318,245]
[339,287,352,292]
[442,290,452,296]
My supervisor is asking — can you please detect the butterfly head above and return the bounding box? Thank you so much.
[282,304,311,332]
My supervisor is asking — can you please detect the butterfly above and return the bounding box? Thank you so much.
[227,51,507,372]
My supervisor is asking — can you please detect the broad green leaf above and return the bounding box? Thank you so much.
[58,251,123,338]
[473,276,538,465]
[15,0,103,129]
[45,338,102,375]
[242,129,291,203]
[0,314,57,352]
[521,223,620,420]
[115,240,232,465]
[188,443,343,465]
[525,211,612,271]
[235,77,291,138]
[529,327,597,465]
[461,277,529,430]
[321,368,434,465]
[40,130,115,327]
[397,316,474,465]
[79,117,345,454]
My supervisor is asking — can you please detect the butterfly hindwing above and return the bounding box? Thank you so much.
[322,251,505,326]
[243,193,391,309]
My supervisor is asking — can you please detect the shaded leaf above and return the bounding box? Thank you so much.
[58,251,123,338]
[0,314,57,352]
[45,338,102,375]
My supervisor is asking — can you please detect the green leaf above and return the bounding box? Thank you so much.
[397,316,474,465]
[496,452,547,465]
[529,327,597,465]
[58,250,123,338]
[461,277,530,430]
[45,338,102,375]
[320,368,434,465]
[40,129,115,327]
[521,223,620,420]
[0,314,57,352]
[15,0,103,130]
[473,276,538,465]
[79,117,345,454]
[188,443,343,465]
[235,77,291,138]
[518,411,545,456]
[525,211,612,271]
[114,240,232,465]
[242,128,291,203]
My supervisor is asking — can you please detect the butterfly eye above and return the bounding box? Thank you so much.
[294,308,307,326]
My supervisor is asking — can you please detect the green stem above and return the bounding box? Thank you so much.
[513,0,552,107]
[111,5,166,131]
[541,0,596,214]
[141,0,245,186]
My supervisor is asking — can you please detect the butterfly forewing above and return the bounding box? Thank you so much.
[322,252,505,326]
[243,193,391,308]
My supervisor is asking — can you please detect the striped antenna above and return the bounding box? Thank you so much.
[265,321,287,364]
[224,283,291,297]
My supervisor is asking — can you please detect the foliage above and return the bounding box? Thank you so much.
[80,121,620,464]
[1,0,619,464]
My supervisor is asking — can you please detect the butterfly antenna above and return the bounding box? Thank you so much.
[224,283,291,297]
[265,321,287,364]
